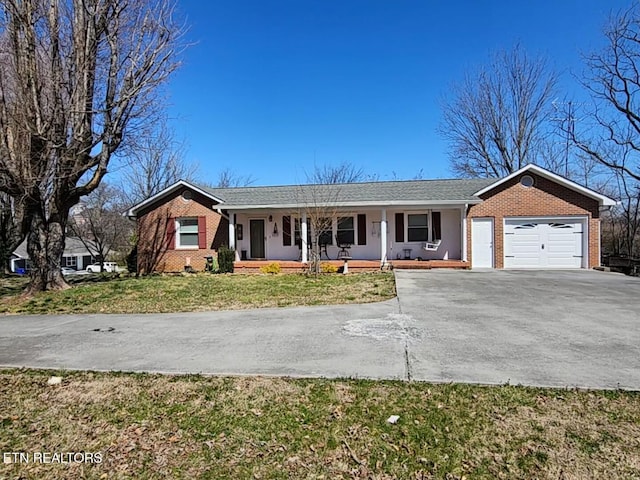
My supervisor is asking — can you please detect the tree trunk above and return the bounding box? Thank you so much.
[24,208,70,295]
[0,196,28,276]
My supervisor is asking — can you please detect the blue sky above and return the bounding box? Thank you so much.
[165,0,630,185]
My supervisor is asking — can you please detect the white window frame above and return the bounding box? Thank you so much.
[337,216,355,245]
[315,217,333,246]
[176,217,199,249]
[63,256,77,268]
[406,212,429,243]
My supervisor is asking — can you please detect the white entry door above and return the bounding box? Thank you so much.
[504,218,584,268]
[472,218,494,268]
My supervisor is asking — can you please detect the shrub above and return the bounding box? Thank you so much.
[218,246,235,273]
[320,262,338,274]
[259,262,281,274]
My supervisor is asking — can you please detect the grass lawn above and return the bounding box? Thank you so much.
[0,272,395,315]
[0,370,638,479]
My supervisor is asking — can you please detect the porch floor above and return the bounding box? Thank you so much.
[233,259,469,273]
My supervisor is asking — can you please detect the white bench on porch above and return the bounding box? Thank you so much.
[422,240,442,251]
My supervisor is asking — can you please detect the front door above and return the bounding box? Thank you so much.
[250,219,265,259]
[471,218,494,268]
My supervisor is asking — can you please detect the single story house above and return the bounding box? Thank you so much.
[11,237,96,273]
[124,164,617,273]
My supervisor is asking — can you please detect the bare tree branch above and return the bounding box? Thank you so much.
[307,161,367,184]
[119,118,196,204]
[68,182,133,268]
[439,44,558,178]
[568,4,640,184]
[0,0,186,293]
[213,167,255,188]
[0,191,28,274]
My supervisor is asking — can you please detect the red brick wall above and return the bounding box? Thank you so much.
[137,188,228,273]
[467,173,601,269]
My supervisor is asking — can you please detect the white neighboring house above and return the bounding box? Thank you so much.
[10,237,96,274]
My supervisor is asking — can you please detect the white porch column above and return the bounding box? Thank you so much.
[461,205,468,262]
[228,212,238,260]
[380,209,387,266]
[301,213,308,263]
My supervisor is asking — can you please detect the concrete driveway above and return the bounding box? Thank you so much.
[0,300,410,380]
[0,269,638,389]
[396,269,640,390]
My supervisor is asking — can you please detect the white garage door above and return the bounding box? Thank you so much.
[504,219,584,269]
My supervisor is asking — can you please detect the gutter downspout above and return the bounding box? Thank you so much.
[216,208,230,221]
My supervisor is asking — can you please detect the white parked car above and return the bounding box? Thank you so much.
[86,262,119,273]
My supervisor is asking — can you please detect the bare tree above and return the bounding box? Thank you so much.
[119,119,196,205]
[294,163,365,273]
[68,183,132,270]
[614,171,640,258]
[135,204,172,274]
[214,167,255,188]
[562,5,640,263]
[0,191,28,274]
[0,0,184,293]
[295,183,342,274]
[307,161,367,184]
[569,5,640,183]
[439,45,558,178]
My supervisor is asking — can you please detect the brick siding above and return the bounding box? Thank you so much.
[467,172,601,269]
[137,188,228,273]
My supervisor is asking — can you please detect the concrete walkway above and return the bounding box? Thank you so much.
[1,269,639,390]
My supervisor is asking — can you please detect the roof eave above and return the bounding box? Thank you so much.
[473,164,618,206]
[124,180,226,218]
[220,199,482,210]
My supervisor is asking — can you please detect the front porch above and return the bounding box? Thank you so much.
[233,259,470,273]
[227,206,469,266]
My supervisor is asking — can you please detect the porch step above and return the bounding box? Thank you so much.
[233,259,469,273]
[390,260,469,270]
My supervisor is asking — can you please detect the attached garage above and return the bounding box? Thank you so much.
[504,218,586,269]
[467,164,617,270]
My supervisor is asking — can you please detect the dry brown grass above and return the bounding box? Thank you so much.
[1,370,639,479]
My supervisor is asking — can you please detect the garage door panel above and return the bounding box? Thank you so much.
[510,234,539,244]
[504,219,584,269]
[507,256,544,268]
[547,257,582,268]
[546,234,579,252]
[504,234,538,254]
[511,243,541,255]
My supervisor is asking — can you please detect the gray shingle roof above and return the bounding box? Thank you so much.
[12,236,94,259]
[200,178,494,208]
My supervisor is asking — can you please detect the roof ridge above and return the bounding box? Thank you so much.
[200,176,494,191]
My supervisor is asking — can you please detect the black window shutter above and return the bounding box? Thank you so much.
[395,213,404,242]
[432,212,442,240]
[283,216,291,246]
[357,214,366,245]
